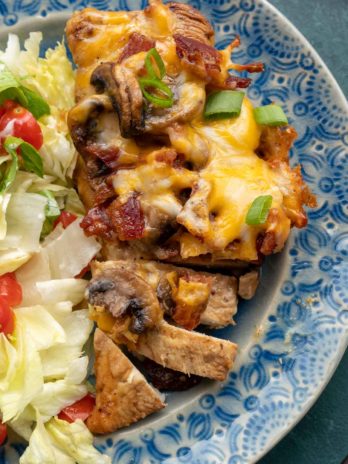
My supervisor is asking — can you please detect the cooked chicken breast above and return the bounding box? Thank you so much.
[89,259,238,330]
[86,329,165,434]
[126,320,237,381]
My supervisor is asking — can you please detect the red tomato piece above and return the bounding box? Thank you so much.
[0,296,15,336]
[0,103,43,150]
[53,211,78,230]
[0,100,17,119]
[58,394,95,423]
[0,421,7,446]
[0,273,22,307]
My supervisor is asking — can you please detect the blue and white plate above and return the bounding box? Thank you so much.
[1,1,347,463]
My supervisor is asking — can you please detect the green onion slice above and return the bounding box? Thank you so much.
[246,195,273,226]
[253,104,288,126]
[138,77,173,108]
[145,48,165,80]
[204,90,245,120]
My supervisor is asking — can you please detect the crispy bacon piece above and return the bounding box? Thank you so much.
[223,75,252,89]
[174,34,261,89]
[81,205,114,240]
[154,148,186,168]
[108,195,145,241]
[93,180,116,206]
[174,34,221,81]
[259,231,277,255]
[84,144,120,170]
[118,32,155,63]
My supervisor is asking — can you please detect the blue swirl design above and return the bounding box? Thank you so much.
[0,0,347,463]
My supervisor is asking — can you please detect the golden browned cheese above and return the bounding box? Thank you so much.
[66,1,315,265]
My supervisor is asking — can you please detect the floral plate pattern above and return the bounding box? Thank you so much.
[0,0,347,463]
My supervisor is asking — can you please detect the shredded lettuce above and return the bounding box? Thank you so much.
[0,34,76,182]
[0,193,46,253]
[0,33,110,463]
[21,416,111,464]
[0,313,43,422]
[37,279,87,305]
[44,219,101,279]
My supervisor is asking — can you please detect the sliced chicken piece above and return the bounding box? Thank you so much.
[238,269,260,300]
[87,329,165,434]
[200,274,238,328]
[126,320,237,381]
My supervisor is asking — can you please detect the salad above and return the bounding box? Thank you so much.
[0,33,109,463]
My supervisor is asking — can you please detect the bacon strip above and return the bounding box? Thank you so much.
[118,32,155,63]
[219,75,252,90]
[174,34,221,81]
[108,195,145,241]
[84,144,120,170]
[81,205,114,240]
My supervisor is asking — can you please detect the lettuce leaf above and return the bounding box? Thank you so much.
[44,219,101,279]
[0,193,46,253]
[0,313,43,421]
[37,279,87,305]
[0,33,76,182]
[21,416,111,464]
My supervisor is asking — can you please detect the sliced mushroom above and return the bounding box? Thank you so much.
[91,62,144,138]
[168,2,214,45]
[90,64,205,137]
[144,77,206,134]
[68,93,113,154]
[87,263,163,343]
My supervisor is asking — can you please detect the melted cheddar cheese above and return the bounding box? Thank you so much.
[67,2,311,263]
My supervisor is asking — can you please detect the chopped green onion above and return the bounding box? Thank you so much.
[246,195,272,225]
[145,48,165,80]
[139,77,174,108]
[204,90,245,120]
[253,104,288,126]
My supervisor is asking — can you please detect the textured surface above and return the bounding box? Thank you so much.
[261,1,348,463]
[0,1,347,463]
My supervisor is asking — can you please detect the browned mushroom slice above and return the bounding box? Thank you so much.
[87,264,163,343]
[126,320,238,381]
[86,329,165,434]
[144,78,205,134]
[168,2,214,45]
[238,269,260,300]
[68,93,113,154]
[91,62,144,138]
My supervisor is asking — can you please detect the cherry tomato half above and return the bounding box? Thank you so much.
[53,211,78,229]
[0,273,22,307]
[58,394,95,423]
[0,102,43,150]
[0,296,15,337]
[0,421,7,446]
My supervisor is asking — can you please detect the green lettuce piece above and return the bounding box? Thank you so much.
[0,192,46,253]
[21,415,111,464]
[0,314,43,421]
[0,33,76,181]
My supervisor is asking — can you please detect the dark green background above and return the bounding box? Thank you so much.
[260,1,348,463]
